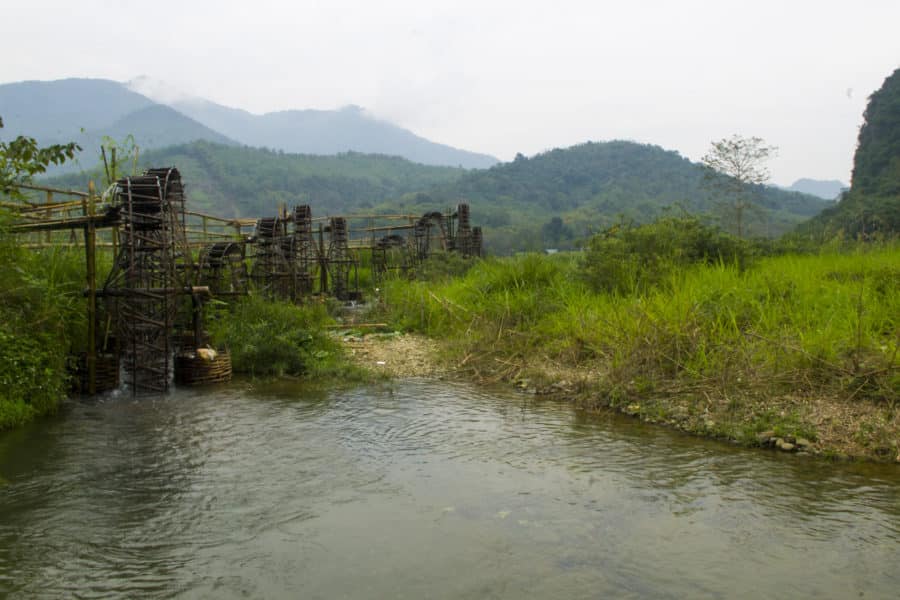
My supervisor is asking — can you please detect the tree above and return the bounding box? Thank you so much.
[541,216,573,247]
[701,134,777,238]
[0,116,81,199]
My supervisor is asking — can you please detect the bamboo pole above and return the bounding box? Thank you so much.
[44,191,52,246]
[11,182,90,198]
[85,181,97,395]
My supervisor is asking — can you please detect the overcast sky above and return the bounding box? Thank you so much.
[2,0,898,184]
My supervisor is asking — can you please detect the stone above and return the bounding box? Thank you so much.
[795,438,812,449]
[776,440,795,452]
[757,431,776,445]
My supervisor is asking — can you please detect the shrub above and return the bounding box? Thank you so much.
[579,217,748,294]
[207,296,356,378]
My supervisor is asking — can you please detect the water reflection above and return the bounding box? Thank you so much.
[0,378,898,598]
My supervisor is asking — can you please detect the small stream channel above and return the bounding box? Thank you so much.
[1,379,898,598]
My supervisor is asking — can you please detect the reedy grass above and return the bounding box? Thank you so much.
[0,234,106,429]
[206,296,367,380]
[381,244,899,430]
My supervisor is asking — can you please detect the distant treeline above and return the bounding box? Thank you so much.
[47,140,829,255]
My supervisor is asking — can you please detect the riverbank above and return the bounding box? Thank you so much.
[343,331,899,462]
[369,246,899,463]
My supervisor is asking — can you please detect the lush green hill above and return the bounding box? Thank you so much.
[48,140,829,254]
[47,141,469,216]
[798,68,900,239]
[375,141,829,252]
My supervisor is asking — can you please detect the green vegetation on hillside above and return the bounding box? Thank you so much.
[46,139,828,255]
[48,141,468,216]
[799,68,900,239]
[377,141,827,253]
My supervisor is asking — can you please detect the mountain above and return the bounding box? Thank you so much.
[0,78,236,172]
[171,99,499,169]
[798,67,900,238]
[784,178,846,200]
[0,78,153,141]
[0,77,499,170]
[375,141,830,252]
[103,104,235,148]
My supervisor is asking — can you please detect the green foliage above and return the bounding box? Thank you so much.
[0,214,90,429]
[414,251,478,282]
[0,115,80,197]
[381,141,826,253]
[383,240,899,403]
[46,140,829,255]
[0,120,90,430]
[852,68,900,197]
[800,67,900,239]
[579,217,749,294]
[0,325,67,428]
[207,296,360,379]
[48,141,466,217]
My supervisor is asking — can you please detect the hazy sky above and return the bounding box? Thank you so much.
[2,0,898,184]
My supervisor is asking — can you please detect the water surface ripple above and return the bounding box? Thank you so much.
[0,379,897,598]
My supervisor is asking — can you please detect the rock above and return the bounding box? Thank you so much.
[776,440,795,452]
[757,431,776,445]
[795,438,812,449]
[625,404,641,415]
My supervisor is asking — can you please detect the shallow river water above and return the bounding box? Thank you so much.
[0,378,898,599]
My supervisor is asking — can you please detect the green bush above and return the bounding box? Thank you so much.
[207,296,359,378]
[579,217,749,294]
[0,212,93,429]
[383,238,899,402]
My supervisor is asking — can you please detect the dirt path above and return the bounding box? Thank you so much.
[341,332,445,378]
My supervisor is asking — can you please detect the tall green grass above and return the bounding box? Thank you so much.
[382,244,899,402]
[206,296,364,379]
[0,211,101,428]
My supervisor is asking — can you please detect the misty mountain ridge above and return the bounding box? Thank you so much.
[781,178,847,200]
[0,77,499,170]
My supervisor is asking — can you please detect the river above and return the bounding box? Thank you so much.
[1,379,898,598]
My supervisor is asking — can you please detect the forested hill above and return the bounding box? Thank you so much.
[798,67,900,238]
[377,141,829,252]
[47,139,829,254]
[47,141,468,216]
